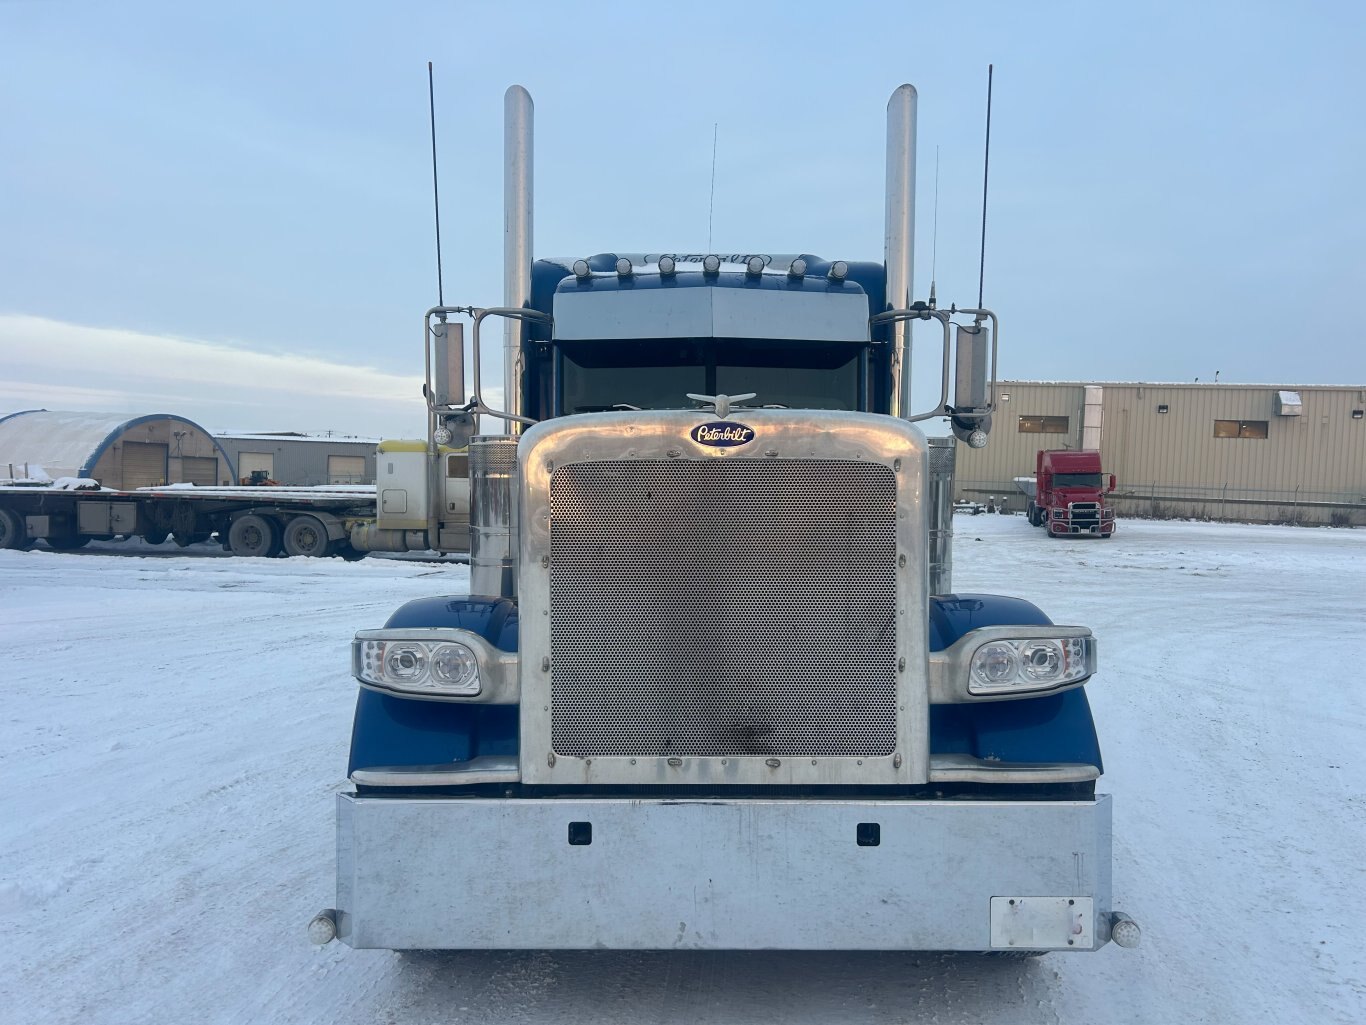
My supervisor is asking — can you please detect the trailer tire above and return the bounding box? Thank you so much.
[228,514,281,557]
[0,508,30,550]
[282,515,331,558]
[45,534,92,550]
[143,527,169,545]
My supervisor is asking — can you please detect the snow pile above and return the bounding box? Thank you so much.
[0,518,1362,1024]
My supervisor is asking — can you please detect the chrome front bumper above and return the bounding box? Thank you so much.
[331,793,1116,951]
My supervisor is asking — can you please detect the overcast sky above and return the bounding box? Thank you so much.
[2,1,1363,438]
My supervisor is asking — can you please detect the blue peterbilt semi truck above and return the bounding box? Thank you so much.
[310,84,1139,955]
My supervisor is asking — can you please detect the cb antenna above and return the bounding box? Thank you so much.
[708,123,718,251]
[428,61,445,306]
[977,63,994,309]
[929,145,940,309]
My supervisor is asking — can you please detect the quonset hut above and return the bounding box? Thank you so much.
[0,410,235,489]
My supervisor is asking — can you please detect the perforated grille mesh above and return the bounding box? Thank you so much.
[927,438,956,476]
[548,460,898,758]
[469,436,518,475]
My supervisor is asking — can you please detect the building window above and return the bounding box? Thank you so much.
[1018,415,1070,434]
[1213,419,1268,439]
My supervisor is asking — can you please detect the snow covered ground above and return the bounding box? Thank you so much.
[2,517,1363,1024]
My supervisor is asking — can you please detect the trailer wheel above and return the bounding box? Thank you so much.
[0,508,30,550]
[45,534,92,550]
[169,501,200,547]
[228,514,281,557]
[282,515,331,557]
[143,527,169,545]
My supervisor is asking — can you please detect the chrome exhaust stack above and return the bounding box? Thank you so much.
[504,85,533,427]
[461,86,533,597]
[884,84,917,419]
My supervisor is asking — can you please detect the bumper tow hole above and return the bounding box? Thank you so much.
[568,821,592,845]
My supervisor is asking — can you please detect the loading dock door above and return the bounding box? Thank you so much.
[122,442,168,489]
[238,453,273,482]
[181,456,219,486]
[328,455,368,485]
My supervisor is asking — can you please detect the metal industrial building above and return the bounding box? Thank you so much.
[953,382,1366,526]
[0,410,234,488]
[213,433,376,486]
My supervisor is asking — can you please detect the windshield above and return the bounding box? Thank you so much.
[1052,472,1102,488]
[558,338,865,413]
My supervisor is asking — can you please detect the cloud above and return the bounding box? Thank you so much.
[0,314,457,438]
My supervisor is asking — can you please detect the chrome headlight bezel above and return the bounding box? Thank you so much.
[928,625,1096,703]
[351,628,520,703]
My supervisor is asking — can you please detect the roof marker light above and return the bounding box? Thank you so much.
[746,256,765,277]
[572,259,590,278]
[788,258,807,278]
[615,258,633,277]
[828,260,849,281]
[658,256,676,276]
[702,255,721,274]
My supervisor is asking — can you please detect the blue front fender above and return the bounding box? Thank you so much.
[929,594,1103,771]
[346,597,520,777]
[348,593,1102,777]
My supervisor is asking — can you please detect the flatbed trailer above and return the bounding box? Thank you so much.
[0,482,378,557]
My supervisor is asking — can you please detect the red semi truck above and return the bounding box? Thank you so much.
[1026,449,1117,537]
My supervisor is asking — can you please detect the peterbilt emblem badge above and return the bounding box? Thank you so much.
[691,422,755,447]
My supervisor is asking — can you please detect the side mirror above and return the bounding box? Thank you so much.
[950,322,991,447]
[431,321,466,408]
[1108,474,1117,493]
[953,322,989,411]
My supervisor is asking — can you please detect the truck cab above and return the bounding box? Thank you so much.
[311,85,1138,956]
[1030,449,1117,537]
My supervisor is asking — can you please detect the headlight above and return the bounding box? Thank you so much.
[969,636,1092,695]
[356,638,480,696]
[928,626,1096,703]
[352,627,519,702]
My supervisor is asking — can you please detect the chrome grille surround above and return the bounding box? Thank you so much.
[518,410,930,786]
